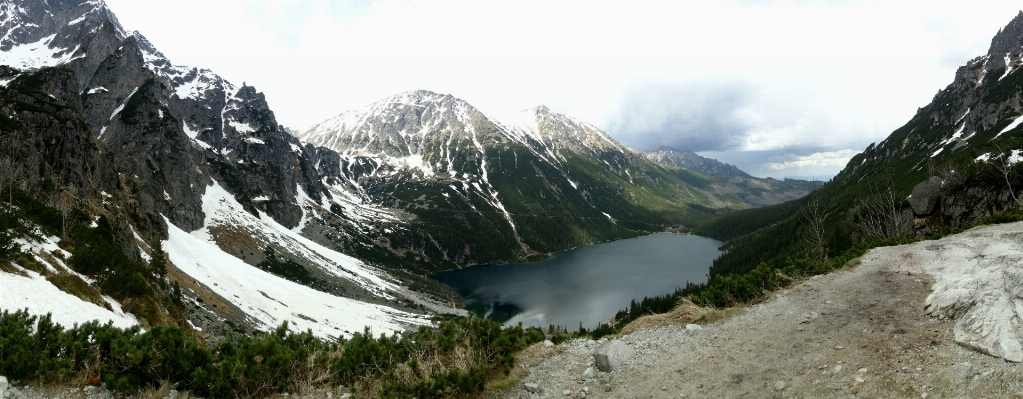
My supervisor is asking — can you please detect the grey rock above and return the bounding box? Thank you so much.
[593,341,636,372]
[0,376,6,399]
[524,383,539,393]
[582,367,595,378]
[685,324,702,331]
[773,380,786,391]
[563,389,572,395]
[642,146,748,177]
[84,385,98,395]
[544,339,554,347]
[953,362,972,374]
[909,176,942,216]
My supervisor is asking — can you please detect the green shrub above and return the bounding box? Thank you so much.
[0,309,38,380]
[0,309,543,398]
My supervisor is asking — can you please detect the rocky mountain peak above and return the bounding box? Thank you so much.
[986,10,1023,71]
[131,30,165,60]
[531,105,552,114]
[0,0,126,49]
[641,145,749,176]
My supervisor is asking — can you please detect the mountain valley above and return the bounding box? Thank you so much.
[3,1,1023,398]
[0,0,797,345]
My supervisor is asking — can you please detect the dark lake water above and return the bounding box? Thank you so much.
[431,233,723,329]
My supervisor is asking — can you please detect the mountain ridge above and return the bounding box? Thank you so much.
[639,145,749,177]
[0,0,452,340]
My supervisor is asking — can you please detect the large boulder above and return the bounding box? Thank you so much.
[593,341,635,372]
[909,176,943,216]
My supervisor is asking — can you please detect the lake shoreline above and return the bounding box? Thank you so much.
[431,233,723,329]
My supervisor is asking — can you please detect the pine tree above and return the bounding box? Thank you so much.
[150,238,167,277]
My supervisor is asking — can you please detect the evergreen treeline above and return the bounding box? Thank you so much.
[0,310,544,398]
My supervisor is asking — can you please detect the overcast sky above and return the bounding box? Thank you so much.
[105,1,1022,179]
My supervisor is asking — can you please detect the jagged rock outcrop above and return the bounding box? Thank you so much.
[640,146,748,176]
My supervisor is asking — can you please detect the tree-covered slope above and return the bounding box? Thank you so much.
[697,10,1023,288]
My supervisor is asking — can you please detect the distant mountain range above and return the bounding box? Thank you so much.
[0,0,815,339]
[638,146,748,176]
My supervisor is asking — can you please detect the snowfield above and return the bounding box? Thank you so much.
[164,220,424,340]
[1,233,137,329]
[0,269,138,329]
[163,180,429,339]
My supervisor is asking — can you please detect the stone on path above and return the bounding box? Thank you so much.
[773,380,786,391]
[593,341,635,372]
[582,367,595,378]
[0,376,7,399]
[685,324,702,331]
[524,383,539,393]
[952,362,972,374]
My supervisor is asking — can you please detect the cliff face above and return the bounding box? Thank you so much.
[0,0,448,337]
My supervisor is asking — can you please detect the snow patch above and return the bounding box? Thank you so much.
[1000,53,1016,81]
[229,120,255,134]
[0,269,137,329]
[878,222,1023,362]
[0,34,83,71]
[165,214,422,339]
[109,87,140,121]
[997,114,1023,139]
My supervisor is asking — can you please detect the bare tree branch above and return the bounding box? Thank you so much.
[854,173,908,242]
[801,179,829,263]
[991,143,1023,208]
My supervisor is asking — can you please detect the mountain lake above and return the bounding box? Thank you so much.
[431,233,723,329]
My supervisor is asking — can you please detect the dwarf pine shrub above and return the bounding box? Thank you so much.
[0,309,543,398]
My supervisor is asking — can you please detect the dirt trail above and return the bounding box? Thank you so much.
[493,224,1023,399]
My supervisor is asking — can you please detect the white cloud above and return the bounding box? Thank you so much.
[766,149,861,172]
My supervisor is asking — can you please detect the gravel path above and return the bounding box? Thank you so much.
[492,225,1023,399]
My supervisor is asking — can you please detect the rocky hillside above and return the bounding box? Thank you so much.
[639,145,747,176]
[298,91,774,269]
[640,145,819,207]
[0,0,458,340]
[702,10,1023,281]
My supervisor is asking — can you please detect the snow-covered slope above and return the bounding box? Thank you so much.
[0,0,442,339]
[300,91,629,175]
[2,232,137,329]
[296,90,748,268]
[164,184,427,338]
